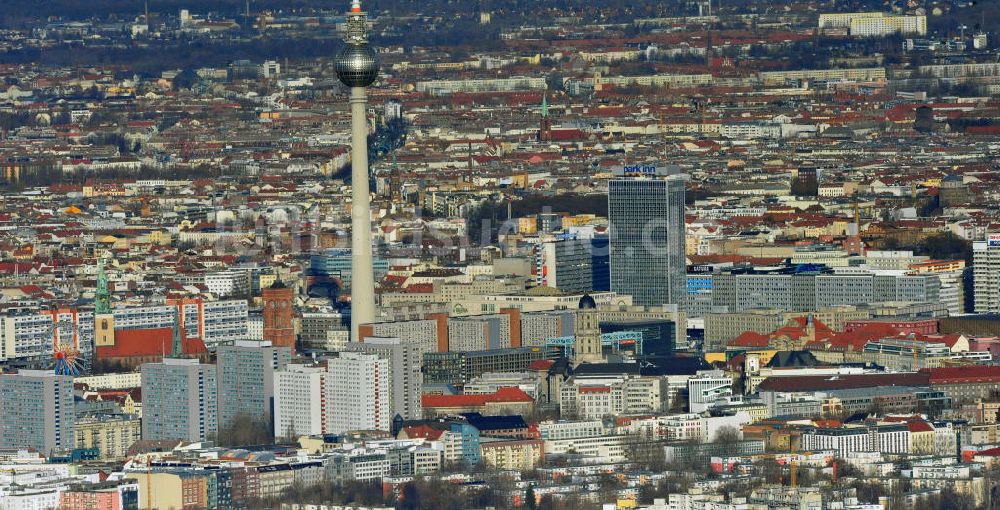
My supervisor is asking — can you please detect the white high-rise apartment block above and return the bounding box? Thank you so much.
[974,236,1000,313]
[273,364,328,438]
[327,352,390,433]
[346,337,423,421]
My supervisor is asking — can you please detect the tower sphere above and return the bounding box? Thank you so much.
[336,44,379,88]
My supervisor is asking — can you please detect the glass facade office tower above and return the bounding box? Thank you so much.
[608,176,686,308]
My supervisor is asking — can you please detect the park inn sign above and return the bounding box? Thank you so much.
[612,164,682,177]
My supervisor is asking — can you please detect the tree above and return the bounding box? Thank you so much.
[526,485,537,510]
[172,68,201,90]
[712,425,741,445]
[212,412,273,447]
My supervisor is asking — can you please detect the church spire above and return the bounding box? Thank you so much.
[538,92,552,142]
[95,258,111,314]
[171,306,184,357]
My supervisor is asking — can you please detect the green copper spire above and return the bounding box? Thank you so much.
[95,258,111,314]
[171,306,183,357]
[541,93,549,118]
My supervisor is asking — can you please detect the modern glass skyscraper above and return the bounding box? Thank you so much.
[608,175,687,308]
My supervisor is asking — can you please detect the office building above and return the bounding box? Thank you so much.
[520,310,575,347]
[273,364,328,438]
[423,347,546,385]
[702,270,941,313]
[309,248,388,287]
[216,341,291,431]
[347,337,423,420]
[608,173,687,308]
[447,310,521,351]
[600,318,676,356]
[359,316,447,356]
[688,370,734,413]
[141,358,218,442]
[0,370,75,453]
[537,236,610,294]
[327,352,390,433]
[559,376,663,420]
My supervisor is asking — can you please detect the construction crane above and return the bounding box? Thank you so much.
[790,458,798,488]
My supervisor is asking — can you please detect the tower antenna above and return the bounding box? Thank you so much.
[335,0,380,340]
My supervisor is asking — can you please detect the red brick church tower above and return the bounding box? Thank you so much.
[262,279,295,349]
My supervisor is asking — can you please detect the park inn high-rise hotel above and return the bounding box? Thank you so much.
[608,166,687,309]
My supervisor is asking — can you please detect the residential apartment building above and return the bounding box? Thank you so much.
[216,340,290,430]
[359,317,446,356]
[702,271,941,313]
[819,12,927,37]
[0,298,249,363]
[974,238,1000,313]
[140,358,218,442]
[347,337,423,421]
[0,370,75,453]
[74,414,141,460]
[327,352,390,433]
[800,424,909,457]
[273,364,328,437]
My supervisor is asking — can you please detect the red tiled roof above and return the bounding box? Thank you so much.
[95,328,207,358]
[923,366,1000,384]
[527,360,554,371]
[757,373,929,392]
[421,387,533,408]
[906,421,934,433]
[401,424,444,441]
[974,447,1000,457]
[729,331,770,348]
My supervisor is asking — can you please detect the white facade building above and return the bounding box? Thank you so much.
[346,337,423,421]
[974,238,1000,313]
[327,352,390,433]
[800,425,909,457]
[273,364,328,438]
[687,370,733,413]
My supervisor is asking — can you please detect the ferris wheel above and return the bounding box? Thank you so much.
[44,319,84,376]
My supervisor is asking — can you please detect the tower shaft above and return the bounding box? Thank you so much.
[350,86,376,339]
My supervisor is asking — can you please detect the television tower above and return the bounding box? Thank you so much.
[335,0,379,339]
